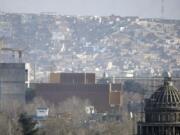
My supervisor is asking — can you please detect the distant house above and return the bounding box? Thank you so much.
[36,107,49,118]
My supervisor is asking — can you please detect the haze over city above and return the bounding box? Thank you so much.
[0,0,180,135]
[0,0,180,19]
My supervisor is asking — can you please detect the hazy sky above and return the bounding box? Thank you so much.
[0,0,180,19]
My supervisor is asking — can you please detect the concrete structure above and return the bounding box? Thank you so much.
[25,63,32,88]
[0,63,26,110]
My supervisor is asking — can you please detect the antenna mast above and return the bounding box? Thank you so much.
[161,0,165,19]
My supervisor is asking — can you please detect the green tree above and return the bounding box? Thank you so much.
[18,113,38,135]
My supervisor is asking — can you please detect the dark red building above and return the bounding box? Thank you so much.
[32,72,123,112]
[49,72,96,84]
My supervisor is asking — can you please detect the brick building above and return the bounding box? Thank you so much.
[32,72,123,112]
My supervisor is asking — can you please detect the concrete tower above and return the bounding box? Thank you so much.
[0,63,26,111]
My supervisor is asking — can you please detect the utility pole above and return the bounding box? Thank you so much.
[34,63,36,82]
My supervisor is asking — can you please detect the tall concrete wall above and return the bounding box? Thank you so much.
[0,63,26,110]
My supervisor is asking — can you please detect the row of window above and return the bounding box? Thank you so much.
[145,112,180,122]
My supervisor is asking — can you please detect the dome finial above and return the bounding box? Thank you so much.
[162,71,171,78]
[162,71,172,86]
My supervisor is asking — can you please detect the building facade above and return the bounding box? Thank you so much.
[137,73,180,135]
[32,72,123,112]
[49,72,96,84]
[0,63,26,111]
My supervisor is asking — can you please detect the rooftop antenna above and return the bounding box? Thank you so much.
[161,0,165,19]
[161,0,166,33]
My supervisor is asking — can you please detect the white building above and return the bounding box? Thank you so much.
[36,107,49,118]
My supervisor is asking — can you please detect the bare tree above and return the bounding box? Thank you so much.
[37,97,92,135]
[0,113,9,135]
[57,96,91,126]
[0,112,22,135]
[23,96,134,135]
